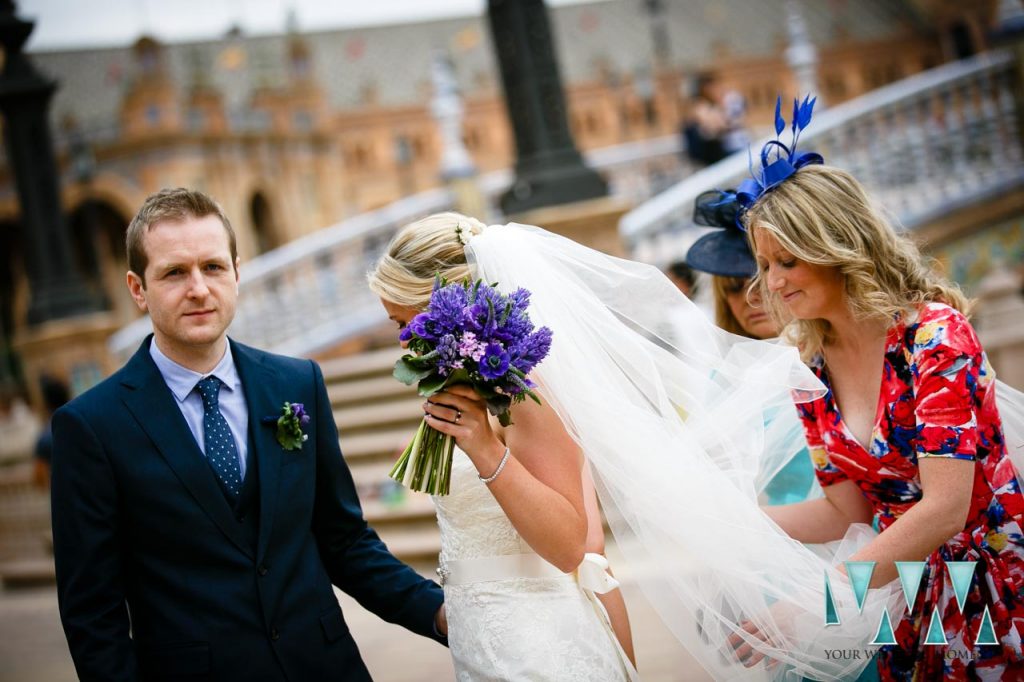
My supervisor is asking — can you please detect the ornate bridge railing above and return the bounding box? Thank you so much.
[109,135,686,361]
[620,49,1024,267]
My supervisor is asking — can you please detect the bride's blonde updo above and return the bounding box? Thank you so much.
[367,211,487,309]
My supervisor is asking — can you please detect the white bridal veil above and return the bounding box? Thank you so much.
[466,223,908,681]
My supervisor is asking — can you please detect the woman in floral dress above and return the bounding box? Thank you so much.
[746,164,1024,680]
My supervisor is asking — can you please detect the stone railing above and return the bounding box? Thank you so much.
[621,49,1024,266]
[109,135,686,361]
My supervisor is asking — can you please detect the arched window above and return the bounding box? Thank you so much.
[68,199,130,316]
[250,191,280,255]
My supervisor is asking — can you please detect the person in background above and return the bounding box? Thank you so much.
[665,261,699,299]
[0,381,38,466]
[682,72,729,166]
[686,191,816,506]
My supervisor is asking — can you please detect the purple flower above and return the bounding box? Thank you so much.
[510,327,553,374]
[479,342,510,380]
[509,288,531,312]
[429,284,470,332]
[457,331,486,361]
[409,312,443,341]
[501,373,535,396]
[493,310,532,344]
[437,334,463,374]
[290,402,310,425]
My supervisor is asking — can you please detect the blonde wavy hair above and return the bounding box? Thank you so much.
[744,165,969,361]
[367,211,487,308]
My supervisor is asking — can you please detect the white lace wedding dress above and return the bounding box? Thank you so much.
[433,448,632,681]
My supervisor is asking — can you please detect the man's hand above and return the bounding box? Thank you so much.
[434,605,447,637]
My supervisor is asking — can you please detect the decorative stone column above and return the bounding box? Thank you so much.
[785,0,822,104]
[430,51,487,221]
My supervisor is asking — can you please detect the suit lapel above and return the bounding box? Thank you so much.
[119,339,254,560]
[232,341,284,563]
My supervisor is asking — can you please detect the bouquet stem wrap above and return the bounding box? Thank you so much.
[390,421,455,495]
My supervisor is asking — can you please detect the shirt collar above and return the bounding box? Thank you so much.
[149,338,241,403]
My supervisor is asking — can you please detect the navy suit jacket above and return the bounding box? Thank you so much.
[51,337,444,681]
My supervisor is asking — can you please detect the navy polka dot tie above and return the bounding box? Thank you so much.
[196,376,242,500]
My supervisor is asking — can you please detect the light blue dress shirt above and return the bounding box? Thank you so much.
[150,340,249,479]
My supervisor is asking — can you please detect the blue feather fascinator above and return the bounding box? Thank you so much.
[693,94,823,234]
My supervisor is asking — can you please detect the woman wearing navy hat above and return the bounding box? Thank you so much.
[686,195,817,506]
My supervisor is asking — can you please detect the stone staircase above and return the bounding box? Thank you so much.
[0,461,54,588]
[322,347,441,564]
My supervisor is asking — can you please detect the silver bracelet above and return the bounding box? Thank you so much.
[478,446,511,484]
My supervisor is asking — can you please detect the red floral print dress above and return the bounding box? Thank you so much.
[798,302,1024,681]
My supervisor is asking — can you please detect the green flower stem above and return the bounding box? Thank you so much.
[392,420,426,487]
[439,434,454,495]
[389,418,457,495]
[413,426,429,490]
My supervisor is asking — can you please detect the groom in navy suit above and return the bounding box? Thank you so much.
[51,188,445,681]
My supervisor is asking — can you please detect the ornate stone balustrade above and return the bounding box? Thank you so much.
[621,49,1024,266]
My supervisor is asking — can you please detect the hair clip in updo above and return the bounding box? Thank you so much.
[454,221,473,246]
[701,94,824,232]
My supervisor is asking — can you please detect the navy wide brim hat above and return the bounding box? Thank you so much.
[685,189,757,278]
[686,229,757,278]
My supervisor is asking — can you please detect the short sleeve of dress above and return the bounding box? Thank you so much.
[796,399,849,487]
[911,304,980,462]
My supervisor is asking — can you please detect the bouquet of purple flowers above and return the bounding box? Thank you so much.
[390,278,553,495]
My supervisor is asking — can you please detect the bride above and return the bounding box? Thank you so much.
[369,210,915,680]
[368,213,637,681]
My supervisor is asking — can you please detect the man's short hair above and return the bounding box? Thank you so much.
[126,188,237,286]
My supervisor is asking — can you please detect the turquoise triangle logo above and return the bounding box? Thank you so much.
[824,572,840,625]
[947,562,977,613]
[924,605,948,645]
[845,561,876,613]
[975,605,999,645]
[869,609,897,645]
[895,561,926,613]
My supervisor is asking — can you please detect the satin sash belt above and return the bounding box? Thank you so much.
[437,552,619,592]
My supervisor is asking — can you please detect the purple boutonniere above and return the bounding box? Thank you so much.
[265,402,310,451]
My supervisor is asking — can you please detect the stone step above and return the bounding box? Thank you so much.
[320,347,404,383]
[329,374,417,409]
[375,527,442,565]
[0,558,56,588]
[335,398,424,435]
[362,494,437,527]
[349,463,439,540]
[349,460,398,488]
[339,428,417,464]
